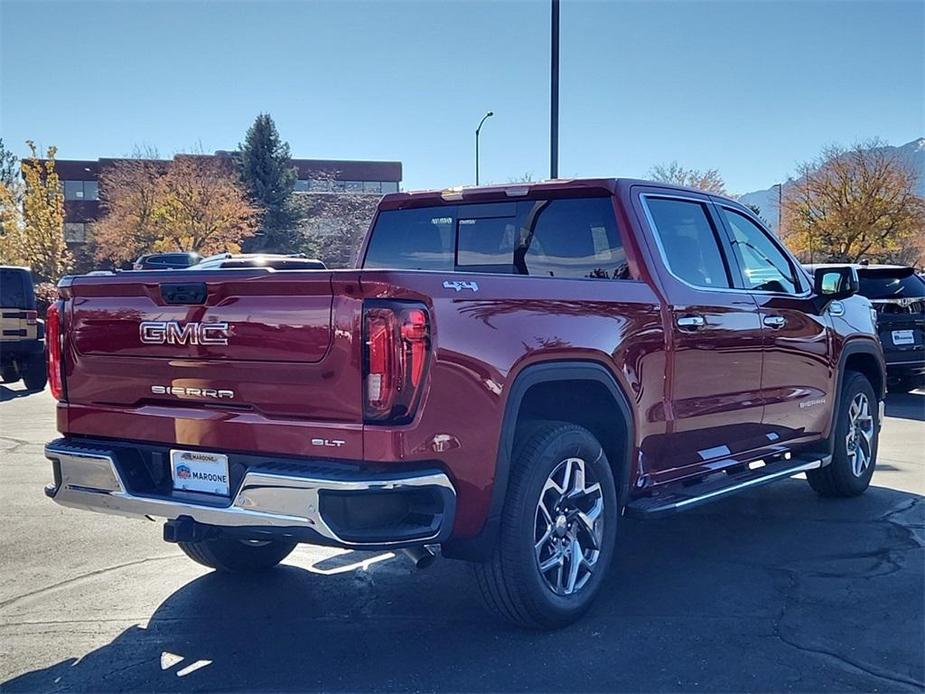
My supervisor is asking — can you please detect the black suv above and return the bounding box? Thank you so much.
[810,264,924,393]
[0,266,46,390]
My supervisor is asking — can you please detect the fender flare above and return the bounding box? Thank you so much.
[442,360,635,561]
[828,339,886,444]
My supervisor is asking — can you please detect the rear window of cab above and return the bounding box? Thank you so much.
[363,197,630,280]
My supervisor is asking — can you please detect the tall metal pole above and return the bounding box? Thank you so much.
[550,0,560,179]
[475,111,493,185]
[776,182,783,236]
[475,130,480,186]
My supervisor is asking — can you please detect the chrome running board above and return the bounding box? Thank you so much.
[625,455,830,517]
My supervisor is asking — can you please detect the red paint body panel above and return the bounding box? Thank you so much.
[54,178,884,541]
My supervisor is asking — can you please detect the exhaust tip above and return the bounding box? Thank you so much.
[400,545,437,570]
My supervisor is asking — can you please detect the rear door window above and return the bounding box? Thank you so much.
[644,197,731,289]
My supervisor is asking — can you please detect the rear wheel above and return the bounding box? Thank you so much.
[472,422,618,629]
[807,371,879,497]
[178,537,297,573]
[1,364,18,383]
[22,355,47,391]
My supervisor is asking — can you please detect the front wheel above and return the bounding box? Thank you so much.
[887,375,923,394]
[806,371,879,497]
[472,422,618,629]
[178,537,297,573]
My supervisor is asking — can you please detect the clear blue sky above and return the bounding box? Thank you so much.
[1,0,922,194]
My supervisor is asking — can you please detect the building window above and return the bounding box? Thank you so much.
[64,222,89,243]
[295,179,400,194]
[63,180,99,201]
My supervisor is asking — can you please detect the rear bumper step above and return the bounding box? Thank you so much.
[44,439,456,549]
[625,455,830,517]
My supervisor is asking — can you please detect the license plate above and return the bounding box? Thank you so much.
[892,329,915,346]
[170,449,230,496]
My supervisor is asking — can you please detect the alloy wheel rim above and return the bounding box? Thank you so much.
[533,457,604,596]
[845,392,875,478]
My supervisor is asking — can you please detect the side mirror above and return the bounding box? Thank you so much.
[813,266,859,304]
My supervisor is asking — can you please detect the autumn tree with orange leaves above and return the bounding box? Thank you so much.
[0,141,71,282]
[782,140,925,264]
[94,155,259,264]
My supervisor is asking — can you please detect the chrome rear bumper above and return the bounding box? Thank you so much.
[44,440,456,548]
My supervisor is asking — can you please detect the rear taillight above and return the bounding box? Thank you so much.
[363,302,431,423]
[46,301,65,400]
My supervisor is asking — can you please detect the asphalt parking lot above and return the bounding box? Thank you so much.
[0,385,922,693]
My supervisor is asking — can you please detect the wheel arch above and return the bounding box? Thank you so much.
[826,339,885,447]
[443,360,635,561]
[840,341,886,400]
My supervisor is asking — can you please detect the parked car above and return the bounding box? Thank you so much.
[43,179,885,629]
[0,266,46,390]
[133,252,203,270]
[190,253,326,270]
[807,264,924,393]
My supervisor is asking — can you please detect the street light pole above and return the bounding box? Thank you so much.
[550,0,560,179]
[475,111,493,185]
[776,182,783,235]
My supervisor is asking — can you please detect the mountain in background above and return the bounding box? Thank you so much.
[737,138,925,233]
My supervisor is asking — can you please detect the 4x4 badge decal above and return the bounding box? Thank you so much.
[443,280,479,293]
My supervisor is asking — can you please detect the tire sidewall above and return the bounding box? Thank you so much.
[505,426,618,625]
[22,354,47,391]
[831,373,879,493]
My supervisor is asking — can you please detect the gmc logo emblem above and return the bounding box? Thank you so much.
[139,320,230,346]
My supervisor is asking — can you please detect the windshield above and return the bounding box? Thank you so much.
[0,268,34,308]
[858,268,925,300]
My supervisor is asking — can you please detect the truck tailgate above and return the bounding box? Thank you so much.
[60,270,364,457]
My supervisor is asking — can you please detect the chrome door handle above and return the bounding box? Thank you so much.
[763,315,786,329]
[676,315,706,330]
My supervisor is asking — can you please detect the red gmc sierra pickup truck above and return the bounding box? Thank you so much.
[43,179,885,629]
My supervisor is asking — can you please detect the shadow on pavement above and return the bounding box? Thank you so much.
[885,391,925,422]
[0,385,44,402]
[3,481,924,693]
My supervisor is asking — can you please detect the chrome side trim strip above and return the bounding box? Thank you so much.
[45,443,455,548]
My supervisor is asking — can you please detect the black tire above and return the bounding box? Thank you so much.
[887,376,921,394]
[472,422,619,629]
[1,365,18,383]
[807,371,879,497]
[178,537,297,573]
[22,355,47,391]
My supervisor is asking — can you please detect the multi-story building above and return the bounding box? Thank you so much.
[55,154,402,245]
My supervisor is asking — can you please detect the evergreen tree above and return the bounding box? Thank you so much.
[238,114,297,251]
